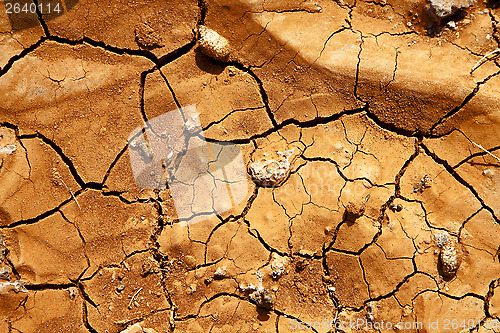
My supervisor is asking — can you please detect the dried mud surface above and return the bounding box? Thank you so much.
[1,0,500,332]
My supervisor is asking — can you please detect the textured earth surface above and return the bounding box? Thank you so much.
[1,0,500,332]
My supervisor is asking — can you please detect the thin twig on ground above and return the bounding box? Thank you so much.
[128,287,143,309]
[60,178,81,209]
[472,141,500,163]
[471,49,500,74]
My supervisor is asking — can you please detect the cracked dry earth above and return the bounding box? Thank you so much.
[1,0,500,332]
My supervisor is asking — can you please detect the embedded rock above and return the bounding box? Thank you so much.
[439,239,463,279]
[248,149,295,187]
[198,25,232,62]
[427,0,474,18]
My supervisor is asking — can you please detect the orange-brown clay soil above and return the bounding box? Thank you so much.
[1,0,500,332]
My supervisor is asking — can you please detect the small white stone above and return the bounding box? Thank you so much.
[0,145,16,154]
[68,287,78,299]
[0,280,28,294]
[248,149,296,187]
[185,116,199,133]
[198,25,232,62]
[214,266,227,278]
[188,283,197,294]
[440,241,462,278]
[483,169,494,178]
[270,257,287,279]
[240,283,257,292]
[433,232,449,248]
[166,151,174,161]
